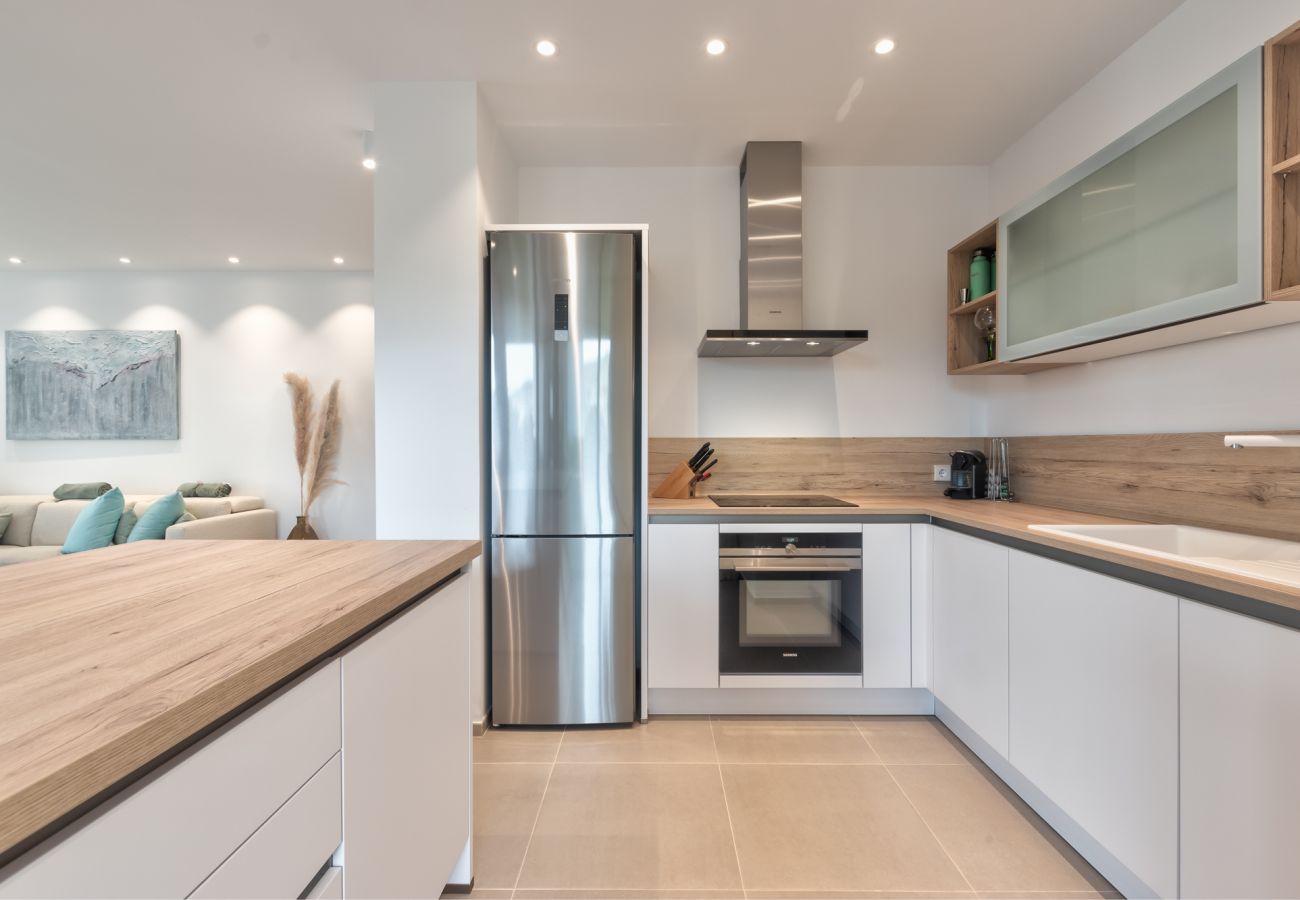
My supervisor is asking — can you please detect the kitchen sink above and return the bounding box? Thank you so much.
[1029,523,1300,588]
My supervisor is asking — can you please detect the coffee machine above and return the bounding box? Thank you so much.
[944,449,987,500]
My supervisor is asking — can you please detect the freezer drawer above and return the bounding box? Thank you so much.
[491,536,635,725]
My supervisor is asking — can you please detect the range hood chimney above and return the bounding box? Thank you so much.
[698,141,868,358]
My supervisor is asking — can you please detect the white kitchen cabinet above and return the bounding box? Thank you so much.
[1009,551,1178,899]
[648,523,719,689]
[1180,600,1300,899]
[341,575,471,899]
[931,527,1009,757]
[0,661,342,900]
[860,524,911,687]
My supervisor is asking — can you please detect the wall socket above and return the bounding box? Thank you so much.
[932,464,951,482]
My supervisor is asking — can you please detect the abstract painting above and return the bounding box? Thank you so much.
[5,330,179,440]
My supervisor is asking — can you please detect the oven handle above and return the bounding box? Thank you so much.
[719,560,861,572]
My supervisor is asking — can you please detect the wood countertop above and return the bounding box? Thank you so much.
[650,494,1300,618]
[0,539,479,861]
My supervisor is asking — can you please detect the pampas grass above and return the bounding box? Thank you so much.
[284,373,345,518]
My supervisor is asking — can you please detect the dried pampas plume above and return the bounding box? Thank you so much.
[305,380,344,514]
[284,373,345,518]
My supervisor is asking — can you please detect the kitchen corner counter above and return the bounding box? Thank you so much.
[650,494,1300,623]
[0,538,479,863]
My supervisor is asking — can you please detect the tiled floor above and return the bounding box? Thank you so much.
[454,716,1118,900]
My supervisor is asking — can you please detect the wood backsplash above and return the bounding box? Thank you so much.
[649,437,976,496]
[1002,432,1300,543]
[650,433,1300,542]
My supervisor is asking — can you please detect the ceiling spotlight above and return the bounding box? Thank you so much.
[806,341,821,346]
[119,257,131,264]
[333,256,345,265]
[746,341,761,346]
[7,257,21,265]
[535,39,557,57]
[227,256,240,265]
[361,130,376,170]
[874,38,895,55]
[705,38,727,56]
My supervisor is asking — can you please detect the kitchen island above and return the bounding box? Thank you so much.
[0,538,479,899]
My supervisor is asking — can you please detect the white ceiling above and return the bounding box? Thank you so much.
[0,0,1183,270]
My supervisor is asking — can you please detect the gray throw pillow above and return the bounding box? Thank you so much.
[0,512,10,541]
[113,508,139,544]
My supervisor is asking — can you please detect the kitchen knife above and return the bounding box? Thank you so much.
[693,448,714,472]
[696,458,717,477]
[687,442,710,470]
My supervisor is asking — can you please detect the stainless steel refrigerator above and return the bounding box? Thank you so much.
[487,230,639,726]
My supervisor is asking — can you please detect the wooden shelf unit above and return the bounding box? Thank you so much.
[949,290,997,317]
[1265,20,1300,301]
[946,221,997,373]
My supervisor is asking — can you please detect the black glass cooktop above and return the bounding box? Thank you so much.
[709,494,859,508]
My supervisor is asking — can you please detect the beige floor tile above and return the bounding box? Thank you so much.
[475,726,564,763]
[853,716,976,765]
[975,892,1114,899]
[721,764,970,893]
[516,763,742,891]
[515,891,746,899]
[472,762,552,889]
[557,717,717,764]
[747,892,977,899]
[889,765,1113,894]
[711,716,880,765]
[439,890,514,900]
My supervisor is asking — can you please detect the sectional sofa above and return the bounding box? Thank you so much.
[0,494,278,566]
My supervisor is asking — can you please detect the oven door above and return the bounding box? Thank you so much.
[718,558,863,675]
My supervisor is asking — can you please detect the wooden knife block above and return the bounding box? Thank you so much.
[651,461,696,499]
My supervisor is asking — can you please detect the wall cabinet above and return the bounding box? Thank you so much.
[1008,551,1178,899]
[931,527,1009,757]
[647,523,720,688]
[1180,600,1300,898]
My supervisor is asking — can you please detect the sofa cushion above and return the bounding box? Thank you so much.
[62,488,125,554]
[227,496,264,514]
[0,513,9,540]
[0,545,63,567]
[133,496,232,520]
[128,491,185,542]
[31,500,92,547]
[0,497,46,547]
[113,508,139,544]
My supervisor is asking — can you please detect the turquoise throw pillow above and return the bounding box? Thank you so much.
[61,487,125,554]
[127,491,186,542]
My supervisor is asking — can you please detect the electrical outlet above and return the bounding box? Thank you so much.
[933,464,951,482]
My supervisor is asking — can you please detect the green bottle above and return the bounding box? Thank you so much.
[969,249,991,299]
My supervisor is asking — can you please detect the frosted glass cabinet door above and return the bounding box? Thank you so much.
[1000,49,1261,360]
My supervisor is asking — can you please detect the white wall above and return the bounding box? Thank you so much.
[982,0,1300,436]
[0,270,375,538]
[518,164,989,437]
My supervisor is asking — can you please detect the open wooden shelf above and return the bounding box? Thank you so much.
[1265,20,1300,301]
[949,290,997,317]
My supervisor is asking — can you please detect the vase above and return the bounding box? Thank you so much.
[287,516,319,540]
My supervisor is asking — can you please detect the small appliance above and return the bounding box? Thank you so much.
[944,449,987,500]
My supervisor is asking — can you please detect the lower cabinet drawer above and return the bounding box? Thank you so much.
[0,661,341,899]
[190,753,341,899]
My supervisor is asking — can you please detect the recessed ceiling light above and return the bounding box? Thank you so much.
[119,257,131,264]
[806,341,821,346]
[705,38,727,56]
[535,39,557,57]
[746,341,761,346]
[227,256,240,265]
[7,257,21,265]
[333,256,345,265]
[874,38,895,55]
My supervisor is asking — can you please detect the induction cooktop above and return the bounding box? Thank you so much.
[708,494,859,508]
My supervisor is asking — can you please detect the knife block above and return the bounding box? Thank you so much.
[651,461,696,499]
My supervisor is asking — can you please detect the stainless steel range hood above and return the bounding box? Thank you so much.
[698,141,868,358]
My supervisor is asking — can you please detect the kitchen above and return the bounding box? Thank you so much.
[0,2,1299,899]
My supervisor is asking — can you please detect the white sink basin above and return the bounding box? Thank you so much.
[1028,523,1300,589]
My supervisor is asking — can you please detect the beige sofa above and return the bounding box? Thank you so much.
[0,494,278,567]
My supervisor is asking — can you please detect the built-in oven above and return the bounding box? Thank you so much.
[718,529,863,675]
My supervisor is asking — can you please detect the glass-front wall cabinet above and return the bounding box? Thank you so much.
[1000,50,1262,361]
